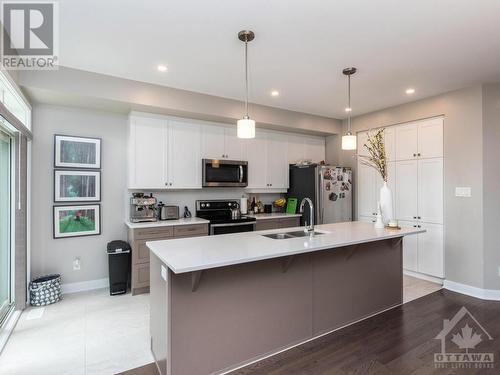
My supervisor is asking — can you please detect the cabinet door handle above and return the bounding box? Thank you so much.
[413,216,417,219]
[417,216,421,219]
[413,153,416,157]
[418,153,421,156]
[413,225,417,227]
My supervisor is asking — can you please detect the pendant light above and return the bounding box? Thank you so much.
[341,67,357,150]
[237,30,256,139]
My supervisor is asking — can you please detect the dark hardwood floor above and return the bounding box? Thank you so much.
[119,290,500,374]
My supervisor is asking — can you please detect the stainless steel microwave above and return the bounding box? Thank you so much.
[202,159,248,187]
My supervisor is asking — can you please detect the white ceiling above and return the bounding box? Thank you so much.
[59,0,500,118]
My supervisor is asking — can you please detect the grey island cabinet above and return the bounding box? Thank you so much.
[147,221,424,375]
[126,218,209,295]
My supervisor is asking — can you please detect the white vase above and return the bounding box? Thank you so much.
[379,182,394,225]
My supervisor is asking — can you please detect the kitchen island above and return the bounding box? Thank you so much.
[147,221,424,375]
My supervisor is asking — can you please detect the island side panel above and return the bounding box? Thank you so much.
[150,252,170,375]
[311,238,403,336]
[169,256,313,375]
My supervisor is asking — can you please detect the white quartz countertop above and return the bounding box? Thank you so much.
[147,221,425,274]
[247,213,302,220]
[125,217,209,229]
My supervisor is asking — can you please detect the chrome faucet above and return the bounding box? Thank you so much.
[299,197,314,233]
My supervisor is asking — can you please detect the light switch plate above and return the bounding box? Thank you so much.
[161,265,167,281]
[455,187,471,197]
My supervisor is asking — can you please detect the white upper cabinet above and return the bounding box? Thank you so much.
[395,160,418,221]
[201,125,225,159]
[244,133,268,189]
[201,124,243,160]
[418,158,443,224]
[128,116,166,189]
[129,113,325,191]
[244,131,290,190]
[167,119,202,189]
[418,118,443,159]
[223,126,244,160]
[304,136,325,163]
[395,123,419,160]
[287,134,306,164]
[267,132,289,189]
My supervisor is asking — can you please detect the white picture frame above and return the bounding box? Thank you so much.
[54,135,101,169]
[54,170,101,202]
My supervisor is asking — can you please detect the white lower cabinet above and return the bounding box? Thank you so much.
[400,221,444,278]
[417,222,444,278]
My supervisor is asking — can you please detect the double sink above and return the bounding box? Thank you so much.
[262,230,325,240]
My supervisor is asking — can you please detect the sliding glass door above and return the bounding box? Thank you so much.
[0,129,12,323]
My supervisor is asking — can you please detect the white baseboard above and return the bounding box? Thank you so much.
[62,278,109,294]
[443,280,500,301]
[403,269,443,285]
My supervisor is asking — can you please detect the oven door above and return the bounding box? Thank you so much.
[202,159,248,187]
[210,222,256,235]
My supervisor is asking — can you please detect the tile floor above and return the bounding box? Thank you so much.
[0,275,441,375]
[403,274,442,303]
[0,289,153,375]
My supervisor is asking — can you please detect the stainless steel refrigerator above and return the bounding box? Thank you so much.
[287,164,352,225]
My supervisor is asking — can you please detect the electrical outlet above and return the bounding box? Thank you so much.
[455,187,471,197]
[498,266,500,277]
[73,257,81,271]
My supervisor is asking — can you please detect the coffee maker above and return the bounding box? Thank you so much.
[130,193,157,223]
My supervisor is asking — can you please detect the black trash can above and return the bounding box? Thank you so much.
[106,240,131,295]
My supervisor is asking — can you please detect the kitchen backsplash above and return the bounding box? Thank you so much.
[126,188,283,220]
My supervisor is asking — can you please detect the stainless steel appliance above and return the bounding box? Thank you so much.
[130,193,157,223]
[157,202,179,220]
[287,165,352,225]
[196,199,256,235]
[202,159,248,187]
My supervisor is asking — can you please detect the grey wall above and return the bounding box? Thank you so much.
[31,105,128,284]
[482,83,500,290]
[19,67,342,136]
[326,85,485,289]
[31,104,299,285]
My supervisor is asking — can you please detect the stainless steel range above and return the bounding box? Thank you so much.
[195,199,256,235]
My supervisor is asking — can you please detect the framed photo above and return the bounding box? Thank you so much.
[54,135,101,169]
[53,204,101,239]
[54,170,101,202]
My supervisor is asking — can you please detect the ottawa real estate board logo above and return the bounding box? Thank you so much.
[435,306,494,369]
[1,1,59,69]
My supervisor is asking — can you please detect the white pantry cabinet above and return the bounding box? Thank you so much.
[128,115,202,189]
[357,116,444,279]
[201,124,243,160]
[395,117,443,160]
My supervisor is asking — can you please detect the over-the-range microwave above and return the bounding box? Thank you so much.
[202,159,248,187]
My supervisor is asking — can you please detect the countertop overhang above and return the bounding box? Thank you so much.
[147,221,425,274]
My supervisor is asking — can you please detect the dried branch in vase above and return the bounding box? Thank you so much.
[358,128,388,182]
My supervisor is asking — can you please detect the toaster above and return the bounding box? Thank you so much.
[159,205,179,220]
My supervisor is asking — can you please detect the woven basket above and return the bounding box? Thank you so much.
[29,274,62,306]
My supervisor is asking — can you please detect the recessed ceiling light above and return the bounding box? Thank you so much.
[406,88,415,95]
[157,64,168,72]
[345,107,352,112]
[271,90,280,97]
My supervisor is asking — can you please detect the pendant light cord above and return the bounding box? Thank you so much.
[244,40,249,117]
[347,74,351,133]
